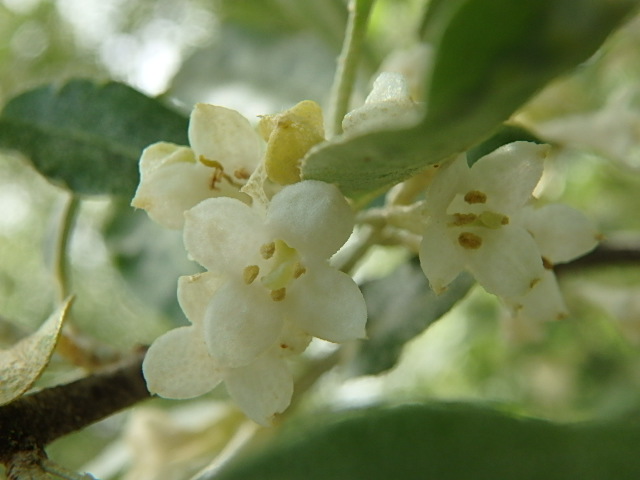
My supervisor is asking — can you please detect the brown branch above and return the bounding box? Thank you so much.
[556,244,640,274]
[0,348,150,466]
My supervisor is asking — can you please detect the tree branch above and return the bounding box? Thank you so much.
[556,244,640,274]
[0,349,149,466]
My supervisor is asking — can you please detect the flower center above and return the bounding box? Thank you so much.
[448,190,510,250]
[242,239,306,301]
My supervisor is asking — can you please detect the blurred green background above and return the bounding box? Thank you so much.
[1,0,640,478]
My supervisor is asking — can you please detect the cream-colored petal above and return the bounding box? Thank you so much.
[188,104,262,175]
[467,226,544,298]
[143,326,223,399]
[224,351,292,426]
[521,204,599,264]
[266,181,354,259]
[204,281,283,368]
[419,221,466,294]
[424,154,469,214]
[472,142,547,212]
[508,271,568,323]
[132,143,213,229]
[177,272,226,325]
[288,264,367,342]
[183,197,267,274]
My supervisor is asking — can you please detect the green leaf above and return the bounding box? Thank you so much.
[0,298,72,406]
[466,124,544,166]
[302,0,637,198]
[0,79,189,196]
[352,261,473,376]
[212,403,640,480]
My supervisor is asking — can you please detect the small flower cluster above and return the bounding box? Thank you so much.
[133,102,367,425]
[133,72,598,425]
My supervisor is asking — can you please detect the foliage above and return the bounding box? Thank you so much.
[0,0,639,478]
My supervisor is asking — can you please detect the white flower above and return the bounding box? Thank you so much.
[419,142,549,297]
[131,104,263,229]
[142,273,293,426]
[342,72,422,137]
[182,180,367,369]
[505,204,599,323]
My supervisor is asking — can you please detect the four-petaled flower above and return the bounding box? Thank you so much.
[131,103,263,229]
[419,142,549,297]
[182,179,367,375]
[143,272,295,426]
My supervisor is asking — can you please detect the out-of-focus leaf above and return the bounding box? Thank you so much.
[211,403,640,480]
[169,24,339,113]
[105,200,197,322]
[302,0,637,198]
[215,0,348,49]
[352,261,473,376]
[0,298,72,406]
[0,79,189,197]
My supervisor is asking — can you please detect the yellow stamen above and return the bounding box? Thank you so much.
[458,232,482,249]
[260,242,276,259]
[293,262,306,278]
[243,265,260,284]
[464,190,487,204]
[271,288,286,301]
[452,213,477,226]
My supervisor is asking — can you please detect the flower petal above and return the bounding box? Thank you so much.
[508,271,568,323]
[521,204,599,263]
[266,180,354,259]
[224,351,292,426]
[132,143,213,229]
[204,281,283,368]
[472,142,547,212]
[289,264,367,342]
[419,221,466,293]
[188,104,262,175]
[183,197,267,274]
[424,154,469,214]
[467,226,544,297]
[143,326,223,399]
[177,272,226,325]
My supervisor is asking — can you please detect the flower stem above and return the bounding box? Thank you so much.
[53,194,80,302]
[328,0,375,137]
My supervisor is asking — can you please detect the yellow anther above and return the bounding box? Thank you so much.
[452,213,477,226]
[261,242,276,259]
[542,256,554,270]
[293,262,306,278]
[243,265,260,284]
[234,168,251,180]
[271,288,286,301]
[464,190,487,204]
[458,232,482,249]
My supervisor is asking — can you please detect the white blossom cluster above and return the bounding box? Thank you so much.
[132,72,598,425]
